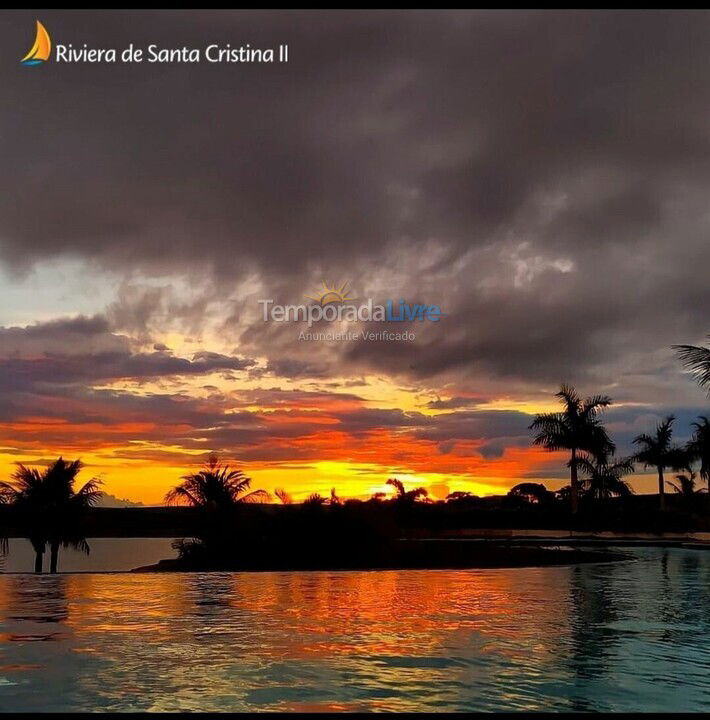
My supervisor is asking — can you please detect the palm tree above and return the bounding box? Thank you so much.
[673,337,710,394]
[303,492,326,507]
[633,416,688,511]
[529,384,614,513]
[667,471,703,497]
[687,417,710,491]
[0,465,46,572]
[577,451,634,502]
[0,488,9,560]
[166,455,270,508]
[0,458,102,573]
[386,477,428,505]
[44,459,102,573]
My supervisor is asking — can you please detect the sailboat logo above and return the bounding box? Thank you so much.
[21,20,52,66]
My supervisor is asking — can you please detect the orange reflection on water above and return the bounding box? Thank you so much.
[2,551,708,712]
[0,566,578,712]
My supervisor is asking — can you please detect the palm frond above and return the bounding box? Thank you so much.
[673,342,710,392]
[240,489,271,503]
[556,384,580,410]
[386,478,405,497]
[63,537,91,555]
[165,485,200,506]
[74,478,103,507]
[275,488,292,504]
[304,492,326,506]
[582,394,612,420]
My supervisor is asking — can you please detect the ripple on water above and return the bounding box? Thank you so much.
[0,547,708,711]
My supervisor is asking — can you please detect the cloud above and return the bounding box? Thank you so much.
[426,396,483,410]
[0,315,126,357]
[0,11,707,397]
[96,492,145,508]
[1,11,709,496]
[0,316,255,387]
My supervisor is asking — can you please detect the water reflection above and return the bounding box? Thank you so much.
[0,548,709,711]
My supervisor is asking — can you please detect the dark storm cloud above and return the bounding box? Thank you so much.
[0,347,255,388]
[0,315,126,356]
[262,358,330,379]
[412,410,532,444]
[332,408,432,433]
[1,10,709,388]
[0,316,256,392]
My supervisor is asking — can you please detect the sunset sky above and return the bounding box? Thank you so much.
[0,10,709,504]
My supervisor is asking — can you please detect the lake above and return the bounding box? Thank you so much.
[0,546,709,711]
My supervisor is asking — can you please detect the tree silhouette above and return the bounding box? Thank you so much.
[0,465,46,572]
[303,492,326,507]
[687,417,710,491]
[44,459,102,573]
[386,477,428,505]
[577,451,634,502]
[673,337,710,394]
[633,416,688,511]
[0,458,101,573]
[446,491,478,504]
[0,489,8,559]
[166,455,269,508]
[530,384,614,513]
[667,471,703,497]
[507,482,555,504]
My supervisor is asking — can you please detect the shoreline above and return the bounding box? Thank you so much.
[131,541,629,573]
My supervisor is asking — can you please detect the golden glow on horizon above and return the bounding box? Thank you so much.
[0,337,655,505]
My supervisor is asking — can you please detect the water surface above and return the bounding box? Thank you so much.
[1,537,176,573]
[0,547,708,711]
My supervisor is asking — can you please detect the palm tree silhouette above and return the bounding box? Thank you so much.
[673,337,710,394]
[303,492,326,506]
[667,471,703,497]
[0,488,9,560]
[529,384,614,513]
[166,455,270,507]
[0,465,46,572]
[687,417,710,492]
[44,459,102,573]
[633,416,688,511]
[386,477,428,504]
[577,451,634,502]
[0,458,102,573]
